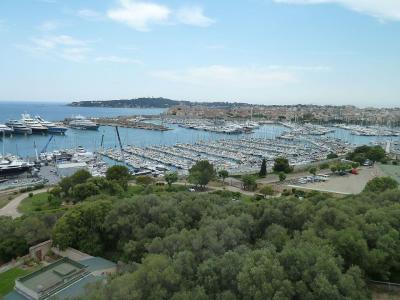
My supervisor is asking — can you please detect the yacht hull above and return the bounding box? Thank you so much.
[48,127,68,134]
[70,125,99,130]
[9,128,32,135]
[0,165,31,176]
[30,128,48,134]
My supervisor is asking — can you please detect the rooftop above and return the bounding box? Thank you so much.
[16,258,88,299]
[5,256,116,300]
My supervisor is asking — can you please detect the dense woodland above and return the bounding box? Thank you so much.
[1,164,399,299]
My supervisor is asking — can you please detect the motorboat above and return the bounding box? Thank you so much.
[0,124,14,136]
[21,114,48,134]
[5,120,32,135]
[35,116,68,134]
[69,115,99,130]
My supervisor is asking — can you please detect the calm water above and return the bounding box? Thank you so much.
[0,101,164,123]
[0,102,397,158]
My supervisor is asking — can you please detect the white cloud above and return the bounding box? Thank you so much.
[77,9,103,20]
[31,35,87,50]
[107,0,214,31]
[19,35,91,62]
[176,6,215,27]
[95,55,142,64]
[38,20,60,31]
[61,47,91,62]
[273,0,400,21]
[152,65,297,88]
[267,65,331,71]
[107,0,171,31]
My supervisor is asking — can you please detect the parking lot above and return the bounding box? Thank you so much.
[287,165,385,195]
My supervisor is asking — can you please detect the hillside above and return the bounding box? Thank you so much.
[68,97,249,108]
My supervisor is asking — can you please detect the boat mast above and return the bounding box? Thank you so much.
[2,131,5,158]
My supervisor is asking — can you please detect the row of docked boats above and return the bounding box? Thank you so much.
[0,114,100,136]
[0,114,68,135]
[167,118,260,134]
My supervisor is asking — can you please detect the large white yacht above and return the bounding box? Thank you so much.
[0,124,14,135]
[35,116,68,134]
[5,120,32,135]
[21,114,48,134]
[0,156,34,176]
[69,115,99,130]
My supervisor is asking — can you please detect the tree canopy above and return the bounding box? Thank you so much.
[259,158,267,177]
[347,145,386,164]
[165,172,179,188]
[364,176,398,193]
[273,157,292,174]
[3,166,400,299]
[188,160,215,188]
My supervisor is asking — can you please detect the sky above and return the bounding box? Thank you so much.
[0,0,399,107]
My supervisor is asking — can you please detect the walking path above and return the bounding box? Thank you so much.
[0,188,47,219]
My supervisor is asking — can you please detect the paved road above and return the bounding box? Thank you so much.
[0,188,47,219]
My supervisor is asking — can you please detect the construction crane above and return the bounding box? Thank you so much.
[115,126,124,162]
[41,135,54,154]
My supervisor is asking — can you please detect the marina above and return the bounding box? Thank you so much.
[99,136,353,176]
[0,103,399,189]
[167,118,260,134]
[333,124,400,136]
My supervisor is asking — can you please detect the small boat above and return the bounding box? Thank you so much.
[35,116,68,134]
[5,120,33,135]
[69,115,99,130]
[0,124,14,136]
[21,114,48,134]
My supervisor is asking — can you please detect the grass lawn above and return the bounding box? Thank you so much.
[379,164,400,183]
[0,193,14,209]
[18,192,57,214]
[0,267,31,297]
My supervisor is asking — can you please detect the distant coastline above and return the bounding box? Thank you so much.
[68,97,248,109]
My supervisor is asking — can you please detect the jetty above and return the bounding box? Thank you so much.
[64,116,170,131]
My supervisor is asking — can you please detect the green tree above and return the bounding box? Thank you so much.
[57,169,92,198]
[238,249,293,299]
[327,153,338,159]
[188,160,215,189]
[242,174,257,191]
[106,165,131,190]
[259,185,274,198]
[71,169,92,184]
[165,172,179,189]
[278,172,286,182]
[136,175,154,186]
[71,182,100,202]
[259,159,267,178]
[309,167,317,176]
[364,177,399,193]
[0,217,28,264]
[218,170,229,185]
[273,157,292,173]
[368,146,386,162]
[52,200,112,255]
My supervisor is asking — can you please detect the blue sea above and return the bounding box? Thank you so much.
[0,101,396,159]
